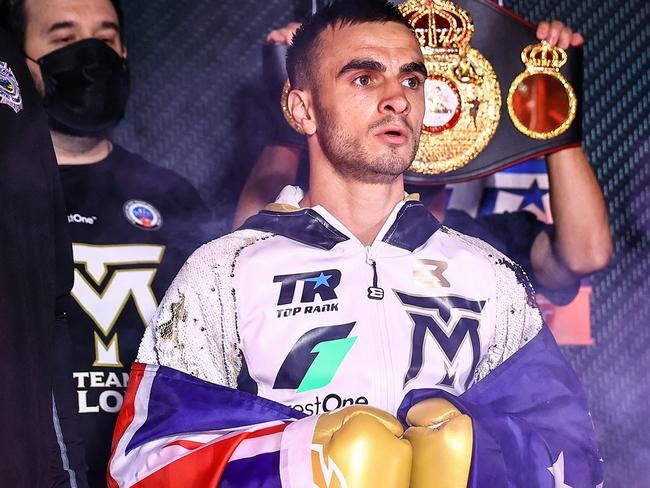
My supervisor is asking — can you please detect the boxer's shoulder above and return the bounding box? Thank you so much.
[183,228,275,271]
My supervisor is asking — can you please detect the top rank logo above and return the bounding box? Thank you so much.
[273,269,341,318]
[274,269,341,305]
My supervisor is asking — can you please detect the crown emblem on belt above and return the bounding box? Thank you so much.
[400,0,501,176]
[401,0,474,53]
[521,42,568,70]
[507,41,577,140]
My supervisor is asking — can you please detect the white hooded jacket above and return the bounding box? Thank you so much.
[138,186,542,414]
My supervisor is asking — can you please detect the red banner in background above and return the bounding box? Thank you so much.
[539,285,593,345]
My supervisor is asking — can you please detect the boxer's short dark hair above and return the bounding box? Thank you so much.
[286,0,413,90]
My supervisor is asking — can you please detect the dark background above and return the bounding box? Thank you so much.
[114,1,650,485]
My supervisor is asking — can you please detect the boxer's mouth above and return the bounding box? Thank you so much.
[377,125,409,145]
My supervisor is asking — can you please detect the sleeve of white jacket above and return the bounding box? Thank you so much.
[137,234,251,387]
[110,233,319,487]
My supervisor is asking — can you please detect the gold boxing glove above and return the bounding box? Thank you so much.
[311,405,412,488]
[403,398,473,488]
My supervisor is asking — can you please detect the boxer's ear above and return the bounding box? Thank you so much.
[287,89,316,136]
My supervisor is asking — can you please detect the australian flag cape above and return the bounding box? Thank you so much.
[108,326,603,487]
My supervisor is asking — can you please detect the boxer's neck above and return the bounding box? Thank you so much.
[304,156,405,246]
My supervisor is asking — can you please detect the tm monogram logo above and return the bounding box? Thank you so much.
[274,323,357,392]
[274,269,342,318]
[71,243,165,367]
[395,291,486,390]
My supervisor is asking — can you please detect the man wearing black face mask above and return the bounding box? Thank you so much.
[30,37,130,138]
[4,1,209,486]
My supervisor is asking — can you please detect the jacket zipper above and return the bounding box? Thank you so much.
[365,246,395,412]
[365,246,384,300]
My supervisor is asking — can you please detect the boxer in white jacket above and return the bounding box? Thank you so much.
[109,2,602,487]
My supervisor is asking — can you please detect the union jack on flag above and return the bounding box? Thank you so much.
[108,363,305,487]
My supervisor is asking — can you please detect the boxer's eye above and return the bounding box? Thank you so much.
[353,75,372,87]
[402,77,423,89]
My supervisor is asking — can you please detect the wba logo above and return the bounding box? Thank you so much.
[274,269,342,318]
[274,322,356,393]
[395,291,485,390]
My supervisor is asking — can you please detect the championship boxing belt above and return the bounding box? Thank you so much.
[399,0,583,185]
[264,0,582,185]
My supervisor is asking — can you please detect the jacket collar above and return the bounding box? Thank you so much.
[239,186,441,252]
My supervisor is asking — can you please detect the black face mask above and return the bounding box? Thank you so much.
[35,38,130,136]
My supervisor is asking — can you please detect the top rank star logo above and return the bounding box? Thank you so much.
[303,272,332,288]
[274,269,341,305]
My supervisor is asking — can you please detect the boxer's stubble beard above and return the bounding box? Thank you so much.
[314,95,419,185]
